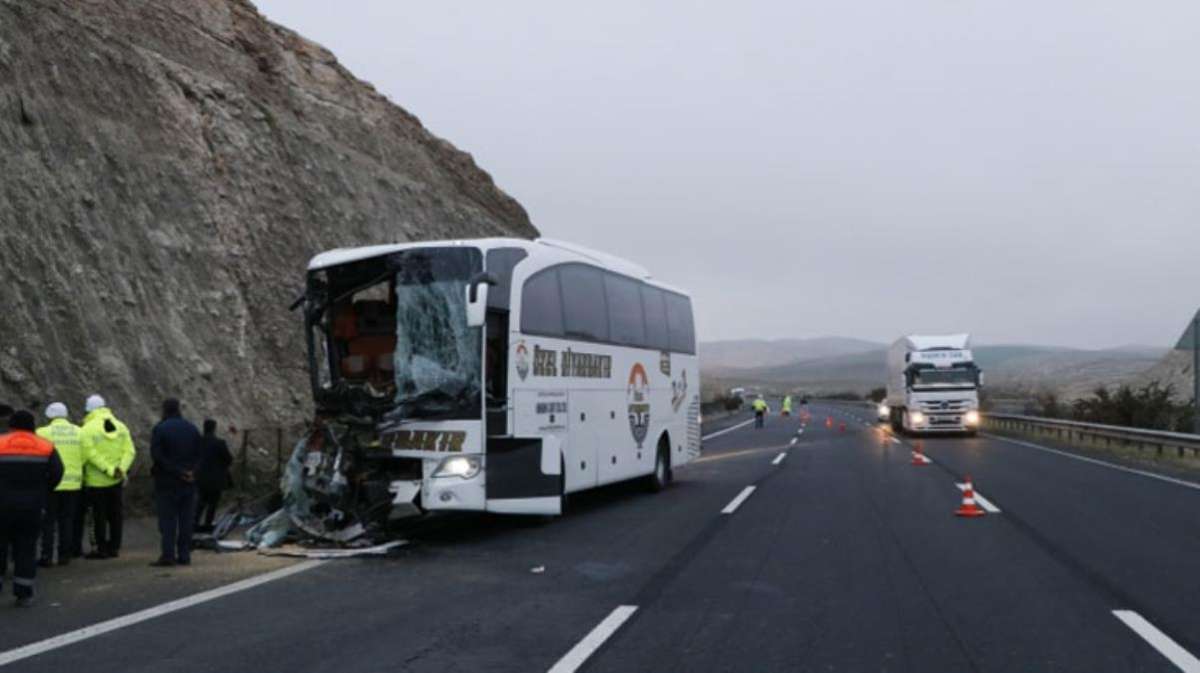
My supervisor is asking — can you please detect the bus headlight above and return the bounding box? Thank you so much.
[909,411,926,425]
[433,455,481,479]
[964,410,980,425]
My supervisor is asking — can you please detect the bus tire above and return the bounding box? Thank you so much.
[647,440,670,493]
[559,455,569,513]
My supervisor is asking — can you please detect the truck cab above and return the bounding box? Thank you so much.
[885,334,982,435]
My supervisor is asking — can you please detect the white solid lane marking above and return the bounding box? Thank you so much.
[0,560,326,668]
[986,434,1200,493]
[721,486,757,514]
[956,483,1001,513]
[547,605,639,673]
[1113,610,1200,673]
[702,418,757,441]
[773,452,787,465]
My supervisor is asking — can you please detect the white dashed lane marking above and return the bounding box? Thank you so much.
[721,486,757,514]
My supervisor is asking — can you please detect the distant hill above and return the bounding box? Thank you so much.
[700,337,883,371]
[709,342,1165,399]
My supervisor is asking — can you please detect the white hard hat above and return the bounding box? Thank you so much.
[45,402,69,419]
[85,394,107,413]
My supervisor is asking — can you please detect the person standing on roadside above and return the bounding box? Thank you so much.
[150,399,201,567]
[80,394,135,559]
[0,410,64,606]
[36,403,84,567]
[195,419,233,533]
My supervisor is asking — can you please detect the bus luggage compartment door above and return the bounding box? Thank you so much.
[485,436,563,515]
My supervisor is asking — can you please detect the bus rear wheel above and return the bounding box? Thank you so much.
[647,440,671,493]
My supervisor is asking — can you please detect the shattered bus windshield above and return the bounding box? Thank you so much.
[391,248,482,419]
[310,247,482,420]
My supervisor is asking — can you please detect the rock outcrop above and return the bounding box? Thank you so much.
[0,0,536,439]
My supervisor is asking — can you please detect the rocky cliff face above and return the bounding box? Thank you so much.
[1137,350,1197,402]
[0,0,536,439]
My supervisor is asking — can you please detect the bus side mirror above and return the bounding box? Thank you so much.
[466,272,498,328]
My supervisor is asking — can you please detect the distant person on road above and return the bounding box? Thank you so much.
[80,394,136,559]
[36,403,84,567]
[0,410,64,607]
[150,399,202,567]
[782,395,793,417]
[752,395,769,428]
[194,419,233,533]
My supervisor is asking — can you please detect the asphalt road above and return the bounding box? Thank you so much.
[3,403,1200,672]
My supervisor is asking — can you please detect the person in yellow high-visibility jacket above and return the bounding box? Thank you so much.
[80,395,135,559]
[782,395,793,416]
[36,403,84,566]
[752,396,769,428]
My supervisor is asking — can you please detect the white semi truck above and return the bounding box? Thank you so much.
[885,334,982,435]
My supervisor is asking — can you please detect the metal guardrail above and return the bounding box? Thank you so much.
[984,413,1200,459]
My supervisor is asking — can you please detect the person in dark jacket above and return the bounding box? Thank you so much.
[0,410,64,606]
[194,419,233,532]
[149,399,201,567]
[0,403,13,431]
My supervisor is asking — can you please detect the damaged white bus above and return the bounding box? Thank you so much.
[288,238,700,540]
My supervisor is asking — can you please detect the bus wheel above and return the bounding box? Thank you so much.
[559,456,569,513]
[647,441,670,493]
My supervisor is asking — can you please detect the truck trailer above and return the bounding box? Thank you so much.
[885,334,982,435]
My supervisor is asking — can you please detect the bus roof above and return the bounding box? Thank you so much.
[306,237,689,296]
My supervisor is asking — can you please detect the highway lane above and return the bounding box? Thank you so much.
[588,404,1180,673]
[1,407,802,673]
[6,403,1200,672]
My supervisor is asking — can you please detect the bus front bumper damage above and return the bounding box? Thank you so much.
[247,420,431,547]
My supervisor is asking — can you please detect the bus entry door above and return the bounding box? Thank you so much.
[485,435,563,515]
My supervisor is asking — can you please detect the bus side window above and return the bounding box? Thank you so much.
[521,269,565,336]
[641,285,670,352]
[604,273,646,347]
[665,293,696,355]
[559,265,609,342]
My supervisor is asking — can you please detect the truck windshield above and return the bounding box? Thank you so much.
[308,247,483,420]
[911,367,977,389]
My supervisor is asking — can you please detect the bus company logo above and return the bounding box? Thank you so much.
[671,370,689,413]
[627,363,651,448]
[514,341,530,381]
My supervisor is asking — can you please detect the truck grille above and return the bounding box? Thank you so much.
[918,400,971,412]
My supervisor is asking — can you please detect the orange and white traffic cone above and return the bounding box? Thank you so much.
[910,442,929,466]
[955,476,986,517]
[838,421,846,432]
[825,416,834,429]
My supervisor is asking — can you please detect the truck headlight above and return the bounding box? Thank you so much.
[433,455,481,479]
[878,404,890,416]
[909,411,926,425]
[964,410,980,425]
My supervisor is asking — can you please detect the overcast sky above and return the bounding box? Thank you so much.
[256,1,1199,349]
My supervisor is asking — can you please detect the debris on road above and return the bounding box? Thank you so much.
[530,565,546,574]
[258,540,407,559]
